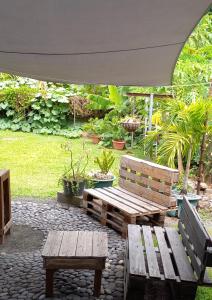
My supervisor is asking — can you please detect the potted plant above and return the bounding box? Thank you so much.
[83,118,103,144]
[90,150,116,188]
[112,127,126,150]
[59,142,89,196]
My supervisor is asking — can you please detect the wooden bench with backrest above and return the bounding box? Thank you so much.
[83,155,179,237]
[125,197,212,300]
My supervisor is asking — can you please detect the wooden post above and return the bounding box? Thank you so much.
[94,269,102,297]
[0,170,12,244]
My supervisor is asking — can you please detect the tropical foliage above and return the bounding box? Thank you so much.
[143,99,212,192]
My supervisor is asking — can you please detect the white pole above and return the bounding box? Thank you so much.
[148,93,154,131]
[144,97,148,136]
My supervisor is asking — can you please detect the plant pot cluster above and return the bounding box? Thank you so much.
[59,146,116,200]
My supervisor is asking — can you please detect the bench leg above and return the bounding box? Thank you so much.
[94,269,102,297]
[46,269,55,297]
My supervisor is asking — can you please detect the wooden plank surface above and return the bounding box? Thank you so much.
[92,232,108,257]
[183,197,211,247]
[128,225,146,277]
[180,209,206,260]
[142,225,161,278]
[115,187,167,211]
[154,226,176,280]
[59,231,79,257]
[120,155,179,183]
[97,188,146,213]
[120,169,172,194]
[42,231,64,257]
[178,221,202,279]
[105,187,159,212]
[165,227,196,282]
[119,178,174,207]
[84,188,139,215]
[76,231,93,257]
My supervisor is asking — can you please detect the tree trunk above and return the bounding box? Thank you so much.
[181,146,192,194]
[196,113,208,195]
[177,148,184,174]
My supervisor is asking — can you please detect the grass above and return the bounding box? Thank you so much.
[0,130,141,198]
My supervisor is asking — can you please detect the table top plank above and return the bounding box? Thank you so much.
[59,231,79,257]
[76,231,94,257]
[42,231,64,257]
[154,226,176,280]
[142,225,161,279]
[165,227,196,282]
[92,232,108,257]
[128,225,147,277]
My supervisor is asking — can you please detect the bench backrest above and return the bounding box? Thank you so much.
[179,197,212,283]
[119,155,179,208]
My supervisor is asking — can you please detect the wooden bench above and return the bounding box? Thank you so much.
[83,155,179,237]
[124,197,212,300]
[42,230,108,297]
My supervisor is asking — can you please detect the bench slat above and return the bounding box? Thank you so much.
[116,187,167,210]
[120,169,172,194]
[92,232,108,258]
[165,227,196,282]
[42,231,64,257]
[142,225,161,279]
[120,155,179,183]
[97,188,147,213]
[59,231,79,257]
[183,197,211,248]
[119,178,174,208]
[178,221,202,278]
[76,231,93,257]
[154,227,176,280]
[105,187,160,212]
[84,188,138,215]
[128,225,147,277]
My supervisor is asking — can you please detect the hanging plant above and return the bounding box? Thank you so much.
[121,116,141,132]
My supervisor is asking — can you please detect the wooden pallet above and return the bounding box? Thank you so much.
[83,187,167,237]
[83,155,179,238]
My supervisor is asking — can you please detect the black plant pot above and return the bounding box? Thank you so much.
[63,179,86,196]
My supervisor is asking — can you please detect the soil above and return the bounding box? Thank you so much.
[0,225,44,254]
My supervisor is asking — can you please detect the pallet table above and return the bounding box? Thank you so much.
[0,169,12,244]
[42,230,108,297]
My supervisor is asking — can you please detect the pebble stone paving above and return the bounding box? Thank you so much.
[0,199,125,300]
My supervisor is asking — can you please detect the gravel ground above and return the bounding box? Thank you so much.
[0,199,125,300]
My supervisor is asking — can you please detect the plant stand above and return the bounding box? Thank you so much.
[57,192,83,208]
[0,170,12,244]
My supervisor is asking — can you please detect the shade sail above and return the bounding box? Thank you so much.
[0,0,210,86]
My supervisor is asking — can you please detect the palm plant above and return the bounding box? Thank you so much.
[143,99,212,194]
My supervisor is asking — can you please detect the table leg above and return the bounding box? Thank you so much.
[46,269,55,297]
[94,269,102,297]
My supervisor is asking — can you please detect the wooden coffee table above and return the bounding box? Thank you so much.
[42,231,108,297]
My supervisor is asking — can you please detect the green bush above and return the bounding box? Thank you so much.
[0,86,82,138]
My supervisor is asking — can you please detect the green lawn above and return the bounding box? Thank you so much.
[0,130,141,198]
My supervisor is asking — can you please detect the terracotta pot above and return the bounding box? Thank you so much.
[112,140,125,150]
[91,135,101,144]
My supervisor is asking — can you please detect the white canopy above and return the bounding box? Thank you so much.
[0,0,210,86]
